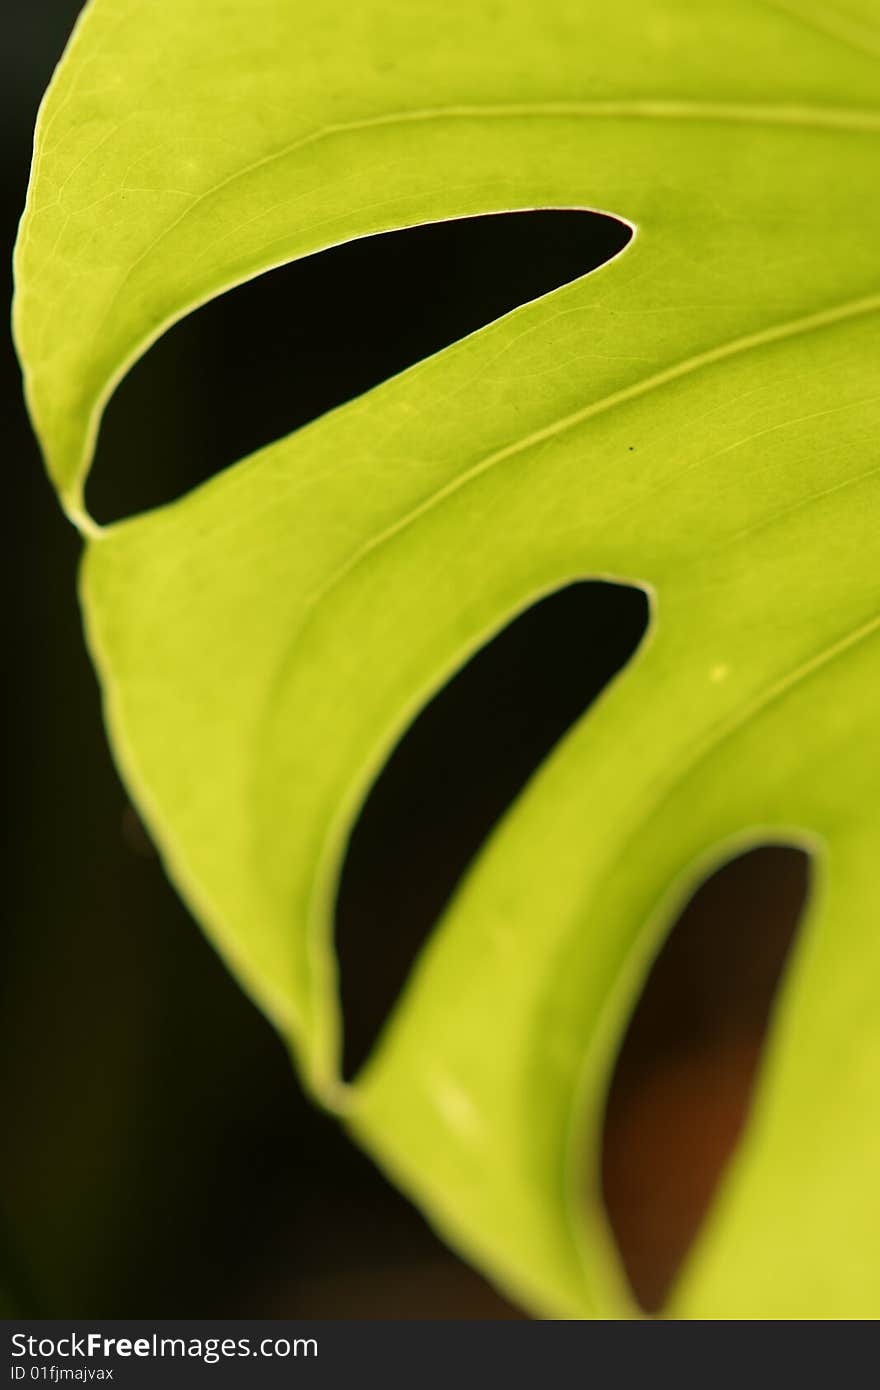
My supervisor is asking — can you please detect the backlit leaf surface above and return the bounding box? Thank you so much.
[14,0,880,1317]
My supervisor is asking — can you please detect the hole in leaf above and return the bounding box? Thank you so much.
[601,843,810,1316]
[336,580,649,1081]
[90,209,631,522]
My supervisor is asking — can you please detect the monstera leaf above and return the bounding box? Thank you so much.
[14,0,880,1318]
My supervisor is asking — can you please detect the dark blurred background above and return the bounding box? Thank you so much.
[2,2,807,1319]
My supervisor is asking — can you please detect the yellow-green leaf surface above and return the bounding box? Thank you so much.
[14,0,880,1318]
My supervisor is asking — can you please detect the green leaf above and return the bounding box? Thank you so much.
[14,0,880,1318]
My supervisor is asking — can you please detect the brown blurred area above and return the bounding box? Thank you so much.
[2,1,807,1319]
[603,846,808,1314]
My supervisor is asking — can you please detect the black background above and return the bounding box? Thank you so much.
[2,2,807,1320]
